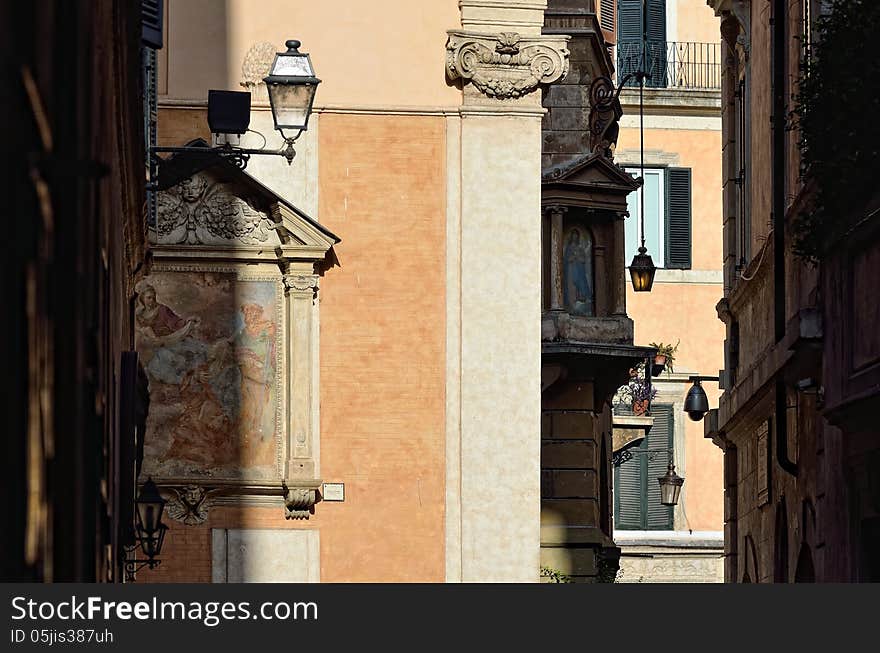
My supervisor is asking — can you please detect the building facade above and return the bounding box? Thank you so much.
[611,0,726,582]
[705,0,880,582]
[4,0,150,581]
[140,0,578,583]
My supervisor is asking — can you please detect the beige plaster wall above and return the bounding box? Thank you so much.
[674,0,721,44]
[617,124,725,532]
[160,0,461,107]
[454,111,544,581]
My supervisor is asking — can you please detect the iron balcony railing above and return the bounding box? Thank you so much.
[616,41,721,90]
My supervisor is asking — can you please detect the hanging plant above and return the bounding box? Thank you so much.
[792,0,880,261]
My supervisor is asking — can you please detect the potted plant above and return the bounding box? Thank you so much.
[615,365,658,416]
[648,340,679,376]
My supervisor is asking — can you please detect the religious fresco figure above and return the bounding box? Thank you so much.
[563,227,594,316]
[135,274,280,478]
[135,283,206,385]
[235,302,277,458]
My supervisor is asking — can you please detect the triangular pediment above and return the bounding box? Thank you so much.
[542,153,641,213]
[152,141,338,260]
[543,153,641,192]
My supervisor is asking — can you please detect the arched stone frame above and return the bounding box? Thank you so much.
[743,532,760,583]
[774,496,790,582]
[794,498,817,582]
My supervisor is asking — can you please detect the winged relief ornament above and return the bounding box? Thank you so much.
[155,173,278,245]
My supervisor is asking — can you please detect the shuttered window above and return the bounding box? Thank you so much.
[614,403,675,530]
[142,0,164,49]
[617,0,667,87]
[665,167,692,269]
[600,0,616,36]
[625,166,692,270]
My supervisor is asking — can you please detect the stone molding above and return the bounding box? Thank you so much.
[446,30,569,100]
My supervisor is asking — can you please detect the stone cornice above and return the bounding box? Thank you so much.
[446,30,569,100]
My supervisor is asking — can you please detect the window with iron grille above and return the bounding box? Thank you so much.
[614,403,674,530]
[617,0,667,87]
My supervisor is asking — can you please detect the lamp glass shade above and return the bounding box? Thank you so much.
[263,40,320,133]
[658,463,684,506]
[628,247,656,292]
[135,478,166,535]
[266,81,318,132]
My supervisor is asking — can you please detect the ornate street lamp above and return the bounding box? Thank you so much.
[658,460,685,506]
[150,38,320,169]
[264,40,321,136]
[125,477,168,580]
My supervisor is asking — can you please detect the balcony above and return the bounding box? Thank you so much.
[616,41,721,90]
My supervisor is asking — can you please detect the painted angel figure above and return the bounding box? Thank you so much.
[155,173,277,245]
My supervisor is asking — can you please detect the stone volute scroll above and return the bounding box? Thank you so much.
[139,152,339,522]
[445,31,570,100]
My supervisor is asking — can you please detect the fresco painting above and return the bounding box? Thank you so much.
[136,271,280,480]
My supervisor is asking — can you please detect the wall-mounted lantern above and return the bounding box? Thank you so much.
[125,477,168,581]
[150,38,320,168]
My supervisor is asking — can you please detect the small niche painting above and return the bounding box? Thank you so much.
[563,227,594,316]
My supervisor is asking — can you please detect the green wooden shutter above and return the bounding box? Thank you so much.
[645,0,667,87]
[614,452,645,529]
[665,167,692,269]
[618,0,667,87]
[617,0,644,85]
[646,404,674,529]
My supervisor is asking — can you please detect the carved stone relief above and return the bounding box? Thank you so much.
[446,31,569,100]
[240,41,276,102]
[155,173,279,246]
[165,485,217,525]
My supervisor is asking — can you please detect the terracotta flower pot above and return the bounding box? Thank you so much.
[632,399,649,416]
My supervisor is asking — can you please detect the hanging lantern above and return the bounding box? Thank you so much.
[658,461,684,506]
[628,246,657,292]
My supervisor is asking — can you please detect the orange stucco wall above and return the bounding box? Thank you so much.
[316,113,447,581]
[618,124,725,532]
[145,110,448,582]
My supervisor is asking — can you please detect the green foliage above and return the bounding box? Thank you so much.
[648,340,679,372]
[540,566,573,583]
[793,0,880,260]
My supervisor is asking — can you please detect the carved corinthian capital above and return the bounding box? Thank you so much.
[446,31,569,100]
[283,273,319,293]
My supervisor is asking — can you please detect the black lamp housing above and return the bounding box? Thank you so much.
[628,246,657,292]
[207,90,252,144]
[134,477,168,560]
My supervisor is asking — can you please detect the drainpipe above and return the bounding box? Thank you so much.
[772,1,797,477]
